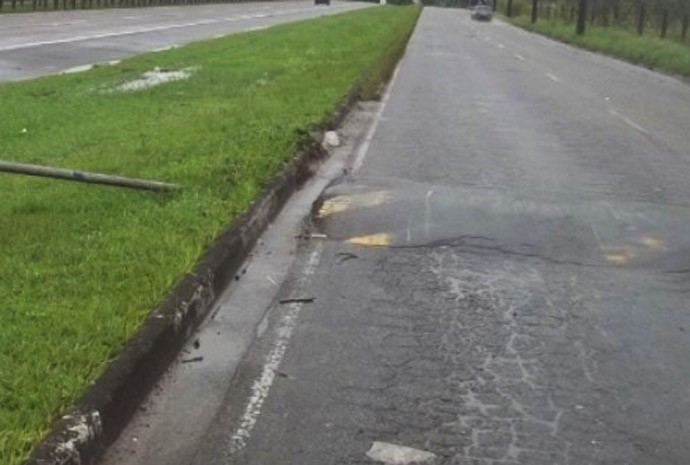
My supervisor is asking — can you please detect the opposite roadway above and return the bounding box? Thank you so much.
[99,5,690,465]
[0,0,368,81]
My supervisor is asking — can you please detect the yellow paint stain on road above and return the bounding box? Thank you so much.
[639,236,665,250]
[605,249,635,265]
[347,233,392,247]
[318,197,351,218]
[317,191,391,218]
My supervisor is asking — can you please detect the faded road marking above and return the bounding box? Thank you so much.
[366,442,437,465]
[228,244,323,453]
[639,236,665,250]
[352,41,406,172]
[514,53,525,61]
[605,249,635,265]
[497,43,505,49]
[609,109,650,135]
[318,191,391,218]
[546,72,562,83]
[347,233,392,247]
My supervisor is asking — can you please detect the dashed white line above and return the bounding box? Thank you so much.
[228,244,323,454]
[609,109,649,135]
[514,53,525,61]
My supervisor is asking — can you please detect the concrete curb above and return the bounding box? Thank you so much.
[25,82,362,465]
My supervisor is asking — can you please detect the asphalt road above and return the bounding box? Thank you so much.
[0,0,368,81]
[105,7,690,465]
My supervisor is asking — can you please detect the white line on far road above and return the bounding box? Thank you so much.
[514,53,525,61]
[609,109,650,135]
[546,72,562,83]
[0,6,323,52]
[497,43,505,49]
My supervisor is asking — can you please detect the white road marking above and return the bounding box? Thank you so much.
[497,43,505,49]
[514,53,525,61]
[424,189,434,239]
[62,64,94,74]
[609,109,649,135]
[546,72,561,83]
[0,7,320,52]
[366,442,437,465]
[151,44,179,52]
[228,244,323,453]
[351,50,405,172]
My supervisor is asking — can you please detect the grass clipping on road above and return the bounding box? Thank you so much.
[512,17,690,78]
[0,5,421,464]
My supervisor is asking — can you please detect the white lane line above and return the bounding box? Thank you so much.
[228,244,323,454]
[546,72,561,83]
[497,43,505,49]
[352,54,405,172]
[514,53,525,61]
[0,7,317,52]
[609,109,649,135]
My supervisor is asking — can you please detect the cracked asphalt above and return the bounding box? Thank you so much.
[115,6,690,465]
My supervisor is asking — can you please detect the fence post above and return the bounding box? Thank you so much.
[637,2,646,35]
[682,14,689,40]
[576,0,587,34]
[506,0,512,17]
[531,0,537,23]
[660,9,669,38]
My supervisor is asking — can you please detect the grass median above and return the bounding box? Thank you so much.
[0,4,421,464]
[510,16,690,78]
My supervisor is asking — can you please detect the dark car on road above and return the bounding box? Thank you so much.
[315,0,330,5]
[471,5,493,21]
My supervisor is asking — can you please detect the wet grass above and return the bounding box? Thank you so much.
[0,4,421,464]
[511,16,690,77]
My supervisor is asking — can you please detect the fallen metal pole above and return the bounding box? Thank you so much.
[0,160,180,192]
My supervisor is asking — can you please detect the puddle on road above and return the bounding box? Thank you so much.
[310,177,686,268]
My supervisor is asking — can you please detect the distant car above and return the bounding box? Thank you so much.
[315,0,330,5]
[471,5,493,21]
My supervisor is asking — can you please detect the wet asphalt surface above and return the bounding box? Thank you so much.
[0,0,368,81]
[186,7,690,465]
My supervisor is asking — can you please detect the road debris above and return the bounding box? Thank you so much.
[279,297,316,304]
[322,130,340,148]
[366,441,437,465]
[181,356,203,364]
[336,252,359,263]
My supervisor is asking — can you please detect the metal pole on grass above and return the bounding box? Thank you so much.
[0,160,180,192]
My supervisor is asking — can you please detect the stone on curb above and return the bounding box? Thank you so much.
[322,131,340,148]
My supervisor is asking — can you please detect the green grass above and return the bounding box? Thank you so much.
[511,15,690,77]
[0,5,421,464]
